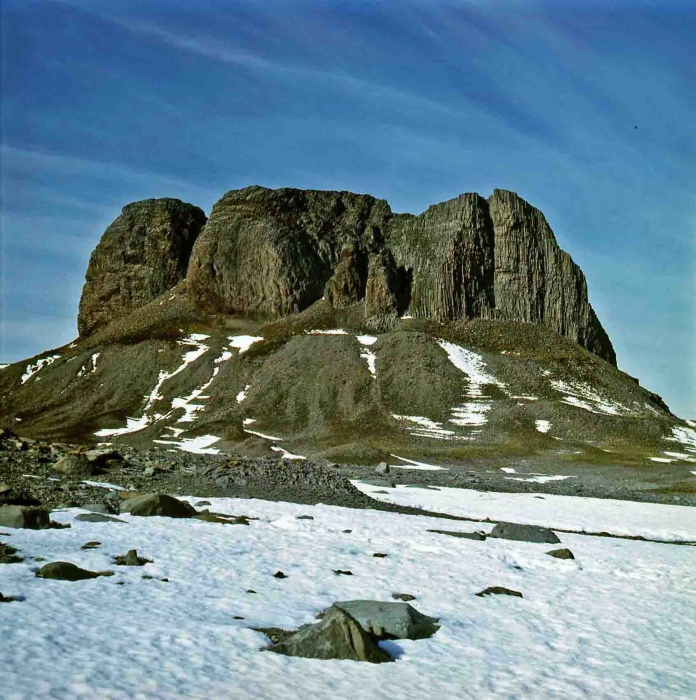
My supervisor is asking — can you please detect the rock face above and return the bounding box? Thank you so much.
[78,198,206,336]
[182,186,615,364]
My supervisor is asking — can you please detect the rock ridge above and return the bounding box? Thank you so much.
[78,186,616,364]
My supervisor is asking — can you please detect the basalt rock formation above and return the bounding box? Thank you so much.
[78,198,206,336]
[183,186,615,364]
[74,185,613,363]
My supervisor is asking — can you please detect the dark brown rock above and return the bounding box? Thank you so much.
[546,548,575,560]
[53,453,98,478]
[119,494,195,518]
[488,189,615,364]
[476,586,523,598]
[266,606,392,663]
[36,561,110,581]
[78,198,206,336]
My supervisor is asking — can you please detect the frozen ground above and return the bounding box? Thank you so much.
[1,492,694,700]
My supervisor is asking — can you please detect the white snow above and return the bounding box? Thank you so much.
[244,428,284,441]
[270,446,307,460]
[1,494,694,700]
[0,363,9,370]
[243,418,257,426]
[437,340,506,429]
[81,480,126,491]
[550,380,634,416]
[437,340,505,397]
[389,454,448,471]
[236,385,251,403]
[535,420,551,434]
[305,329,348,335]
[90,352,100,373]
[650,457,675,464]
[686,419,696,428]
[153,434,221,455]
[511,395,538,401]
[663,451,696,462]
[506,475,577,484]
[229,335,264,353]
[360,349,377,377]
[667,425,696,452]
[95,335,210,437]
[356,335,378,346]
[352,482,696,542]
[21,354,60,384]
[391,415,456,440]
[500,467,516,474]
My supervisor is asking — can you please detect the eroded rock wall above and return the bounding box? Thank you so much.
[78,199,206,336]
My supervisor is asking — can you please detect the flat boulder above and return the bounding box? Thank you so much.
[266,606,392,663]
[0,505,50,530]
[428,529,486,541]
[332,600,440,640]
[489,522,560,544]
[75,513,126,524]
[119,494,195,518]
[476,586,523,598]
[36,562,112,581]
[53,453,98,478]
[546,548,575,560]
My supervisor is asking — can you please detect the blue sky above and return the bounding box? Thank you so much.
[1,0,694,417]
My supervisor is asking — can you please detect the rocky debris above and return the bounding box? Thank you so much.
[428,529,487,541]
[375,462,390,475]
[489,522,561,544]
[331,600,440,640]
[334,569,353,576]
[476,586,524,598]
[53,453,99,478]
[78,198,206,336]
[392,593,416,602]
[373,552,388,558]
[194,510,252,525]
[119,493,195,518]
[0,483,41,506]
[75,513,126,524]
[0,542,24,563]
[265,606,393,663]
[0,505,51,530]
[273,571,287,579]
[83,502,119,515]
[546,548,575,560]
[83,449,124,468]
[36,561,113,581]
[113,549,152,566]
[253,627,295,645]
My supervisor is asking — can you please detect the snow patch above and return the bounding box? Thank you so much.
[243,428,283,441]
[229,335,264,353]
[236,385,251,403]
[270,446,306,460]
[356,335,378,346]
[535,420,552,434]
[550,379,636,416]
[95,334,209,437]
[360,349,377,377]
[506,474,577,484]
[389,454,448,471]
[667,426,696,451]
[305,329,348,335]
[153,434,221,455]
[21,355,60,384]
[392,414,456,440]
[0,364,9,370]
[650,457,675,464]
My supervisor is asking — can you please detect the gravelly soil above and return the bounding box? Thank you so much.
[1,429,693,514]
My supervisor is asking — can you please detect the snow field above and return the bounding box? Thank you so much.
[1,495,694,700]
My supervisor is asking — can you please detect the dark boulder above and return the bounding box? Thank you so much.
[489,522,561,544]
[546,548,575,560]
[36,562,112,581]
[476,586,523,598]
[119,494,195,518]
[266,606,392,663]
[0,505,51,530]
[332,600,440,640]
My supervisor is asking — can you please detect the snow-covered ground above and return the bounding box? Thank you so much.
[352,482,696,542]
[1,493,694,700]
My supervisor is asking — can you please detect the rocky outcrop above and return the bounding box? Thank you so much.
[78,199,206,336]
[181,186,614,364]
[488,190,615,364]
[186,186,392,318]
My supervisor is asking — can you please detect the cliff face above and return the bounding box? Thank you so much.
[78,186,616,365]
[78,199,206,336]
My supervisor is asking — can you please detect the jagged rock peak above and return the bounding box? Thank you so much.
[77,186,615,365]
[78,198,206,336]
